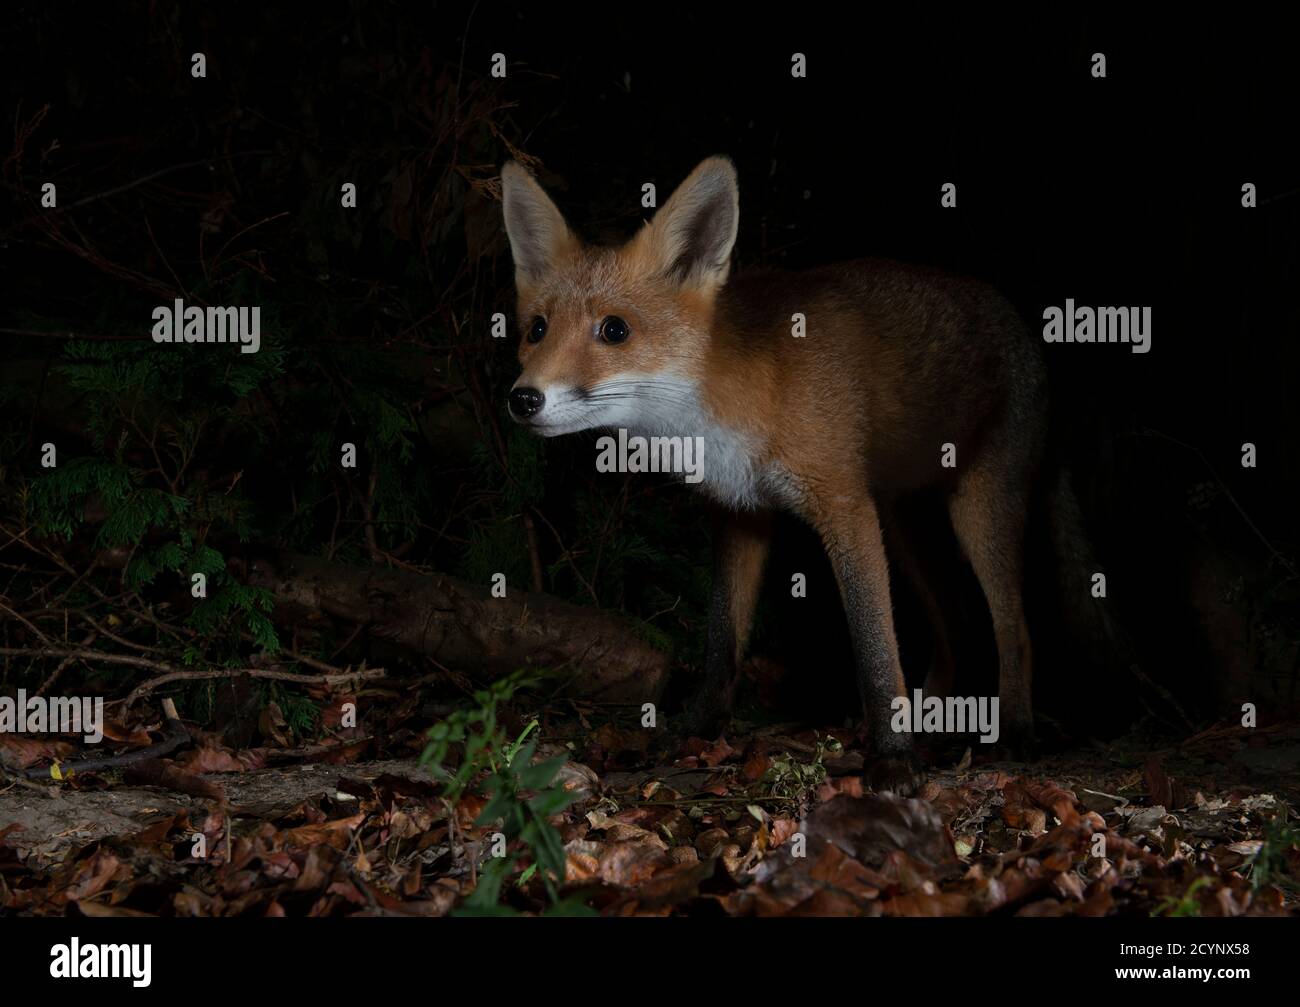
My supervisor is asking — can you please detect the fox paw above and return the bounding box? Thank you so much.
[867,753,926,796]
[993,721,1039,763]
[648,731,688,765]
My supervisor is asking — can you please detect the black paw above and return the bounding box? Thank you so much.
[648,731,688,765]
[673,709,728,742]
[649,709,730,764]
[997,721,1039,762]
[867,752,926,796]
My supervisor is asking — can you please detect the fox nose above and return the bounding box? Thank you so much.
[509,386,545,419]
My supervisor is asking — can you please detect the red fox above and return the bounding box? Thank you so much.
[500,156,1056,793]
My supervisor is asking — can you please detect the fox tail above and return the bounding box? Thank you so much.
[1045,459,1191,731]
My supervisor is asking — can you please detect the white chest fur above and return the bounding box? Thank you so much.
[605,372,802,513]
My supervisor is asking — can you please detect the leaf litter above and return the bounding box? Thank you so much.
[2,700,1297,916]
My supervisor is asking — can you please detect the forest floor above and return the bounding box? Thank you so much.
[2,695,1298,917]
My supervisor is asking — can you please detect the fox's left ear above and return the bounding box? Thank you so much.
[635,156,738,289]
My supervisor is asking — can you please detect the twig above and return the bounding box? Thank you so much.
[0,646,384,705]
[259,736,376,764]
[0,599,55,644]
[0,327,145,342]
[236,631,348,675]
[4,151,274,234]
[34,630,97,698]
[75,611,163,654]
[0,765,59,797]
[0,645,190,675]
[529,505,600,607]
[120,665,387,707]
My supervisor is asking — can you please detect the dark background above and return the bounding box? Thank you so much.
[2,3,1296,743]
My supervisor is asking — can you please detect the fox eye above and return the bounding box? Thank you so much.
[599,316,629,344]
[527,316,547,344]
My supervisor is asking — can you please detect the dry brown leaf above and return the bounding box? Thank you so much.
[700,737,734,767]
[178,744,264,773]
[0,734,72,769]
[280,813,364,850]
[1023,780,1081,826]
[597,839,672,887]
[1001,781,1048,834]
[741,752,771,781]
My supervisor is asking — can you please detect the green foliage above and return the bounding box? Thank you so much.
[15,336,285,658]
[1151,875,1213,917]
[464,517,530,592]
[462,431,543,589]
[187,580,279,653]
[1250,817,1299,894]
[762,734,841,804]
[498,428,546,515]
[12,308,445,669]
[263,681,321,737]
[419,670,591,915]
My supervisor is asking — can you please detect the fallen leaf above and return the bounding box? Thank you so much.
[700,737,734,767]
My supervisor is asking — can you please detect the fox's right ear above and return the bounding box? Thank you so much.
[501,161,574,283]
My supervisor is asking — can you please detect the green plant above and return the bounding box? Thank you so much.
[21,339,283,656]
[1250,817,1299,894]
[263,681,321,738]
[1152,875,1212,917]
[419,670,591,915]
[761,734,841,804]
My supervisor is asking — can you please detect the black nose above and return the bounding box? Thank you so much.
[509,386,545,419]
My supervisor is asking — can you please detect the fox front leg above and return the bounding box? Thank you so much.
[816,492,925,795]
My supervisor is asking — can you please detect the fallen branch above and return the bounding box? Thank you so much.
[247,552,671,703]
[21,698,190,780]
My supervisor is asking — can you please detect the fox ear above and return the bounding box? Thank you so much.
[501,161,574,282]
[637,156,738,288]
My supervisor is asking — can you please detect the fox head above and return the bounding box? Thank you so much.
[500,156,739,436]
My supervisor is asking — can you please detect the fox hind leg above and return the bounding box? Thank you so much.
[676,508,771,740]
[884,506,959,699]
[946,453,1036,754]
